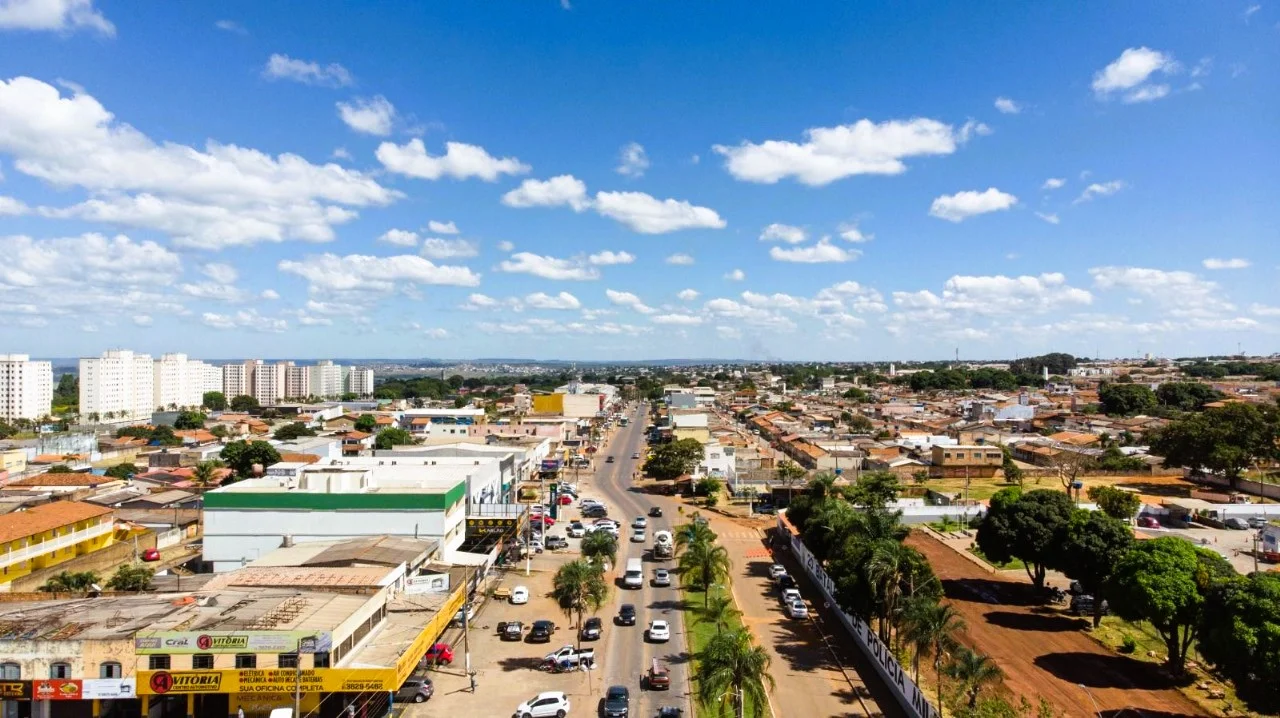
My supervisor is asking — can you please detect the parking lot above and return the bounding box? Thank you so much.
[1138,523,1265,574]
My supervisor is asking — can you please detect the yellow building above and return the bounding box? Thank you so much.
[0,501,115,587]
[0,448,26,477]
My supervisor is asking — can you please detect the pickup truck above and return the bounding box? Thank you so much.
[542,645,596,669]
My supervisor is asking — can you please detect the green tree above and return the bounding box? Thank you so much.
[1149,402,1280,490]
[173,411,207,430]
[54,373,79,407]
[150,424,183,447]
[1108,536,1237,675]
[944,647,1003,709]
[675,516,718,554]
[643,438,705,480]
[849,470,901,508]
[703,593,743,635]
[679,539,733,609]
[1155,382,1222,412]
[107,564,154,592]
[202,391,227,411]
[374,427,413,450]
[1085,485,1141,521]
[1057,510,1133,626]
[229,394,259,412]
[695,476,722,498]
[40,571,100,592]
[550,559,609,648]
[775,461,807,502]
[1095,445,1147,472]
[901,601,966,711]
[354,414,377,433]
[842,387,868,402]
[1198,572,1280,707]
[695,629,775,718]
[999,446,1024,487]
[846,414,875,433]
[1098,383,1158,416]
[220,440,281,478]
[104,462,138,480]
[580,530,618,566]
[209,424,229,439]
[273,422,316,441]
[191,460,223,488]
[975,489,1074,589]
[45,463,75,473]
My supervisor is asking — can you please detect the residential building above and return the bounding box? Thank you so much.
[0,353,53,421]
[402,407,486,438]
[671,412,710,442]
[153,353,222,410]
[285,363,311,399]
[79,350,154,421]
[310,360,344,398]
[344,366,375,396]
[531,392,601,418]
[252,361,288,405]
[929,444,1003,478]
[221,360,257,399]
[0,501,116,587]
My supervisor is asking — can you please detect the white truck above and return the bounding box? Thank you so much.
[542,644,596,671]
[653,530,673,560]
[623,558,644,589]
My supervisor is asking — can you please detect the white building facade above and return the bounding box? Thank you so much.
[284,363,310,399]
[79,350,154,421]
[153,353,223,409]
[252,362,287,405]
[0,354,53,421]
[222,360,257,399]
[311,361,345,398]
[344,367,374,397]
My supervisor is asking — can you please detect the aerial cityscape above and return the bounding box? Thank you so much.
[1,2,1278,718]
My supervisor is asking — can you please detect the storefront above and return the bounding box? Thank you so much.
[0,679,138,718]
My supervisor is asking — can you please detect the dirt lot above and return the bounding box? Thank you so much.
[907,531,1207,717]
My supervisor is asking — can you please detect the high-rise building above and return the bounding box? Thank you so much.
[310,360,345,398]
[222,360,257,400]
[80,350,154,421]
[285,363,311,399]
[344,367,374,397]
[154,353,223,409]
[0,354,53,422]
[252,362,288,405]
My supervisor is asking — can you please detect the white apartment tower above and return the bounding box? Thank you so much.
[310,360,344,398]
[154,353,223,409]
[285,363,311,399]
[344,367,374,397]
[80,350,154,421]
[252,362,288,405]
[222,361,256,399]
[0,354,53,421]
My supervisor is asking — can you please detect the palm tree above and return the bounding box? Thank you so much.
[696,629,775,718]
[40,571,99,593]
[678,538,732,608]
[901,602,966,712]
[550,559,609,649]
[865,539,912,644]
[944,647,1003,708]
[580,530,618,567]
[703,593,742,635]
[675,516,717,553]
[191,460,223,488]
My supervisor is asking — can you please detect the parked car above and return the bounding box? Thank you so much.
[647,620,670,642]
[542,645,595,668]
[602,684,630,717]
[1249,517,1269,529]
[556,494,573,505]
[521,540,544,555]
[632,517,648,529]
[583,505,609,518]
[423,643,453,665]
[648,506,663,518]
[580,616,603,641]
[529,620,557,643]
[1225,517,1249,530]
[754,504,777,515]
[532,515,557,527]
[779,588,801,607]
[510,586,529,605]
[606,456,615,463]
[786,600,809,619]
[777,574,797,591]
[1136,515,1161,529]
[452,603,478,626]
[1162,515,1194,529]
[1069,595,1109,617]
[545,535,568,550]
[498,621,525,641]
[141,547,161,562]
[631,529,647,543]
[513,691,571,718]
[617,603,637,625]
[566,521,586,538]
[768,564,788,581]
[395,677,434,703]
[652,569,671,587]
[593,518,620,527]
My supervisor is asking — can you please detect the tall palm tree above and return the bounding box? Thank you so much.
[696,629,775,718]
[944,647,1003,708]
[675,516,717,553]
[580,530,618,567]
[703,593,742,635]
[191,460,222,488]
[679,539,733,609]
[550,559,609,649]
[903,602,966,712]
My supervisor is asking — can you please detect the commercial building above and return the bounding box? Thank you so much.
[929,444,1003,479]
[400,408,486,439]
[530,393,601,419]
[79,350,154,421]
[0,354,53,422]
[0,501,116,588]
[153,354,222,410]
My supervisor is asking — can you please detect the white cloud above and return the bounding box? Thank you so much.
[378,229,419,246]
[940,273,1092,315]
[1250,303,1280,317]
[497,240,515,252]
[1244,4,1261,20]
[677,288,699,301]
[337,96,396,136]
[497,252,599,281]
[957,120,992,143]
[1202,257,1250,270]
[180,281,246,302]
[132,314,153,326]
[837,222,872,243]
[263,54,353,87]
[759,223,806,244]
[201,262,238,284]
[1074,180,1126,203]
[994,97,1022,114]
[0,195,29,215]
[928,188,1018,222]
[1090,266,1238,320]
[201,309,287,333]
[214,19,247,35]
[260,289,280,300]
[652,313,703,325]
[587,250,635,266]
[524,291,581,310]
[0,0,114,35]
[1035,212,1060,225]
[666,253,695,266]
[1042,178,1066,190]
[421,327,449,339]
[378,138,529,181]
[0,77,396,250]
[606,289,656,314]
[593,191,726,234]
[716,326,742,340]
[616,142,649,178]
[460,293,504,311]
[420,237,478,259]
[278,253,481,300]
[1092,47,1178,103]
[427,220,459,235]
[769,237,859,263]
[714,117,970,186]
[331,147,352,161]
[501,175,591,211]
[724,269,745,281]
[476,318,648,337]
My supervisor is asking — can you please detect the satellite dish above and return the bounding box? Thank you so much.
[90,583,103,592]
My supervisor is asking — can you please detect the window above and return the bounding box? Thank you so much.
[235,654,257,669]
[277,653,298,669]
[148,655,171,670]
[50,663,71,679]
[955,452,966,459]
[943,452,952,459]
[100,662,122,678]
[192,654,214,670]
[0,663,18,680]
[312,652,331,668]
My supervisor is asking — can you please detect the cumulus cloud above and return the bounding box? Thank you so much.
[994,97,1022,114]
[263,54,353,87]
[0,0,113,35]
[769,238,859,263]
[1074,180,1126,204]
[260,289,280,300]
[201,309,287,333]
[278,253,481,301]
[759,223,806,244]
[497,252,599,281]
[587,250,635,266]
[605,289,656,314]
[713,117,974,186]
[214,19,247,35]
[378,138,529,181]
[615,142,649,178]
[201,262,238,284]
[837,222,872,243]
[337,96,396,135]
[651,313,703,325]
[501,175,591,210]
[1092,47,1178,103]
[1035,212,1060,225]
[928,188,1018,222]
[477,318,648,336]
[666,253,694,265]
[378,229,419,247]
[724,269,745,281]
[0,195,29,215]
[497,240,515,252]
[1202,257,1250,270]
[420,237,478,259]
[427,220,459,235]
[524,291,581,310]
[677,288,699,301]
[593,191,726,233]
[1090,266,1239,320]
[1042,178,1066,190]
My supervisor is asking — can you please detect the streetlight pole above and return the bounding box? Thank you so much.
[1077,683,1101,717]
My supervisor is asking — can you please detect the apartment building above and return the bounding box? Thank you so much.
[0,501,116,588]
[252,361,287,405]
[222,360,257,399]
[153,353,223,409]
[285,362,310,399]
[344,366,374,397]
[0,353,53,421]
[79,349,154,421]
[311,360,344,398]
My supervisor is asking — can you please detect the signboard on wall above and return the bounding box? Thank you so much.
[515,483,541,503]
[465,516,519,537]
[140,669,394,696]
[134,631,333,654]
[0,682,32,700]
[33,680,82,701]
[81,678,136,700]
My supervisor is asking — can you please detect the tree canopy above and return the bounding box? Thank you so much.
[1057,509,1133,626]
[202,391,226,411]
[104,462,138,480]
[374,427,414,450]
[643,438,704,480]
[354,414,377,433]
[107,564,154,592]
[1086,485,1141,520]
[273,422,316,440]
[229,394,259,412]
[1149,402,1280,488]
[975,488,1075,589]
[173,411,207,430]
[1098,382,1158,416]
[1009,352,1077,377]
[1199,572,1280,708]
[220,440,280,478]
[1155,381,1223,412]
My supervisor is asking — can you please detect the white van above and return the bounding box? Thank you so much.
[623,558,644,589]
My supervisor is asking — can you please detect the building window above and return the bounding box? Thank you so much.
[192,654,214,670]
[0,663,19,679]
[100,662,122,678]
[50,663,71,679]
[235,654,257,669]
[312,652,331,668]
[277,653,298,669]
[943,452,952,459]
[955,452,966,459]
[148,655,171,670]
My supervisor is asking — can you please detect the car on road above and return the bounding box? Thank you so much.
[566,521,586,538]
[1162,515,1194,529]
[530,504,547,516]
[394,677,434,703]
[648,506,662,518]
[777,574,797,591]
[545,535,568,550]
[511,585,529,604]
[580,497,603,507]
[583,505,609,518]
[423,643,453,665]
[532,515,557,527]
[606,456,615,463]
[754,503,777,515]
[631,452,641,459]
[652,568,671,587]
[786,600,809,619]
[768,564,788,581]
[1225,517,1249,530]
[780,588,801,607]
[1069,594,1109,616]
[498,621,525,641]
[647,620,670,642]
[513,691,571,718]
[644,659,671,691]
[556,494,573,505]
[452,603,478,626]
[580,616,602,641]
[1136,515,1161,529]
[529,620,557,643]
[520,539,544,555]
[632,516,647,529]
[593,517,619,527]
[602,685,630,717]
[1249,516,1269,529]
[142,547,161,562]
[631,528,647,543]
[617,603,637,625]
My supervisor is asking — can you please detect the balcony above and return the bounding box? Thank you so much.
[0,521,113,568]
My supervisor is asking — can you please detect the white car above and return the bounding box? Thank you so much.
[780,588,801,606]
[513,691,571,718]
[580,498,603,508]
[632,516,647,529]
[529,504,547,516]
[652,569,671,587]
[522,540,544,554]
[647,620,670,642]
[768,564,788,581]
[786,599,808,619]
[565,523,586,538]
[631,529,647,543]
[510,586,529,605]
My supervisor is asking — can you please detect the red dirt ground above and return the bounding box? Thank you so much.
[907,531,1208,717]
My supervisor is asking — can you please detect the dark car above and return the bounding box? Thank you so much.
[1136,515,1161,529]
[1069,595,1109,617]
[529,620,556,642]
[583,505,608,518]
[617,604,636,626]
[394,677,434,703]
[602,685,630,717]
[545,535,569,550]
[754,503,777,515]
[606,456,615,463]
[581,616,603,641]
[1225,517,1249,530]
[776,574,797,591]
[648,506,663,518]
[497,621,524,641]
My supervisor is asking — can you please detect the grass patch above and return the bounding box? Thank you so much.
[680,581,765,718]
[966,545,1026,571]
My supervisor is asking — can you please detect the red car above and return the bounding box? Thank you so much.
[532,515,556,527]
[141,547,161,562]
[423,643,454,665]
[1136,515,1161,529]
[557,495,573,505]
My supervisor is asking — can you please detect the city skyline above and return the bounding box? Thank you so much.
[0,2,1276,360]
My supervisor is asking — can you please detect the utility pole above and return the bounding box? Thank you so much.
[463,564,474,692]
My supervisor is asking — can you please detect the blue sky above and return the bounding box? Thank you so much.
[0,1,1276,361]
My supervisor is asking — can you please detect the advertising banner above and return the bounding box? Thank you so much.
[139,669,395,696]
[465,516,519,537]
[81,678,136,700]
[134,631,332,654]
[0,681,32,700]
[32,680,82,701]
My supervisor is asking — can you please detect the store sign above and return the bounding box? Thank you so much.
[0,681,32,700]
[465,516,518,537]
[33,680,82,701]
[515,484,541,503]
[145,672,224,695]
[140,669,397,696]
[134,631,332,654]
[539,459,561,472]
[81,678,136,700]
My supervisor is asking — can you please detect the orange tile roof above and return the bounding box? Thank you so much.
[278,453,322,465]
[374,416,395,425]
[175,430,218,443]
[10,473,118,487]
[341,431,371,440]
[31,454,89,464]
[0,501,113,544]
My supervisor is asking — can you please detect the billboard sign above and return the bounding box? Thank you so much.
[81,679,136,700]
[134,631,332,654]
[465,516,519,537]
[141,669,397,696]
[539,459,561,472]
[33,680,82,701]
[0,682,31,700]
